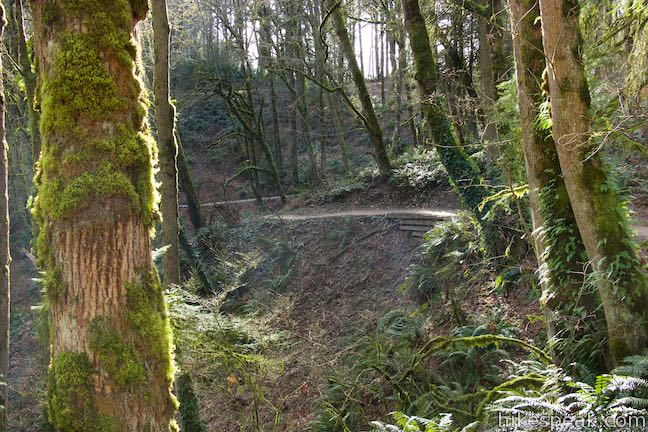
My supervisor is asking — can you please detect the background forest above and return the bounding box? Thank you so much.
[0,0,647,430]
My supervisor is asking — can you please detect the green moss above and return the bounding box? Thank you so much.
[34,0,157,225]
[89,317,146,389]
[44,267,64,304]
[40,34,124,134]
[176,373,208,432]
[32,0,176,427]
[48,351,115,431]
[42,2,62,27]
[38,162,141,220]
[126,272,175,380]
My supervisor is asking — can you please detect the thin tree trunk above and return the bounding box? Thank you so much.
[0,6,10,429]
[269,75,283,172]
[540,0,648,363]
[32,1,177,428]
[175,131,203,231]
[327,0,392,177]
[394,7,418,149]
[328,92,351,173]
[289,91,299,186]
[478,17,498,155]
[153,0,180,285]
[358,12,365,75]
[401,0,492,226]
[379,17,386,104]
[258,2,283,173]
[15,0,39,165]
[311,0,329,180]
[509,0,605,368]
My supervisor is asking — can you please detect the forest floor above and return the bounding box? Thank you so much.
[6,253,42,431]
[6,180,648,430]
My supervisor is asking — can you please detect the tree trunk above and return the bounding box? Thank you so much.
[310,0,329,181]
[175,131,203,231]
[327,0,392,177]
[478,17,498,155]
[509,0,605,368]
[401,0,491,224]
[152,0,180,286]
[289,89,299,186]
[539,0,648,363]
[328,92,351,173]
[623,10,648,99]
[15,0,40,165]
[0,6,10,429]
[295,69,319,184]
[32,1,177,429]
[258,2,283,174]
[394,8,419,149]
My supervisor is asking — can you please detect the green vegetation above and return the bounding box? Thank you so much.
[47,352,114,431]
[3,0,648,428]
[126,273,175,380]
[89,318,146,389]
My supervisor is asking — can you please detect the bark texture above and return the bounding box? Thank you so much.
[31,0,178,429]
[540,0,648,363]
[152,0,181,285]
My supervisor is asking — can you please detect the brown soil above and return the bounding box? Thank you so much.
[191,204,544,431]
[193,216,421,430]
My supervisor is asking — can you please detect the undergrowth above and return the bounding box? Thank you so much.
[310,148,447,202]
[169,285,287,431]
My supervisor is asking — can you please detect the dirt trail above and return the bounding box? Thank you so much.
[267,206,648,242]
[268,207,458,221]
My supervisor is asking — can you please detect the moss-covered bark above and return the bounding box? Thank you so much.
[15,0,40,164]
[623,4,648,98]
[539,0,648,363]
[401,0,491,226]
[31,0,178,429]
[176,373,207,432]
[509,0,606,369]
[326,0,392,177]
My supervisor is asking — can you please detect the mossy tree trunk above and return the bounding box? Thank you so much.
[401,0,491,226]
[175,131,203,231]
[539,0,648,363]
[623,5,648,99]
[31,1,177,429]
[258,1,283,174]
[15,0,40,165]
[326,0,392,177]
[509,0,605,368]
[394,14,419,149]
[175,373,207,432]
[0,5,10,429]
[478,16,498,149]
[152,0,180,285]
